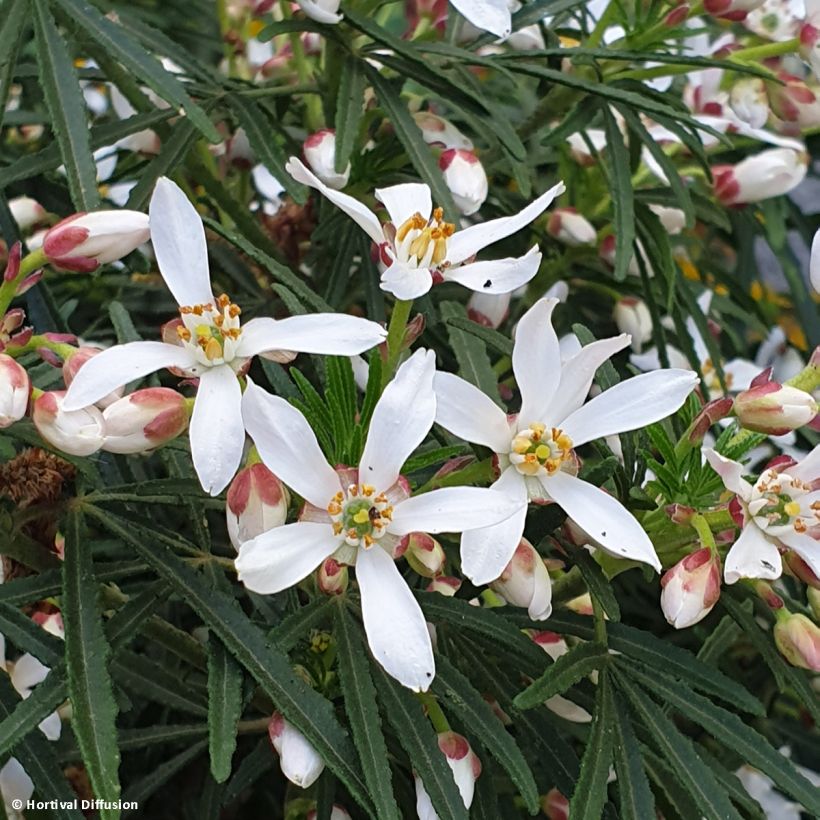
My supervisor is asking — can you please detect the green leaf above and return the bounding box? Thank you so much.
[0,0,27,132]
[113,651,208,716]
[50,0,220,142]
[89,510,374,815]
[62,509,121,820]
[572,548,621,621]
[121,740,208,806]
[601,104,634,281]
[443,315,513,356]
[0,603,63,666]
[432,654,539,813]
[621,659,820,814]
[515,642,609,709]
[207,638,244,783]
[0,668,66,758]
[373,665,468,820]
[334,604,401,820]
[611,697,655,820]
[32,0,100,210]
[334,56,367,174]
[569,671,615,820]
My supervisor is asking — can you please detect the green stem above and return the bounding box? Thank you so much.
[691,512,717,552]
[0,248,47,316]
[550,565,587,604]
[382,298,413,388]
[419,694,450,733]
[5,333,76,360]
[728,37,799,64]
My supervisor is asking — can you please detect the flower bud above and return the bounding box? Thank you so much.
[687,397,735,444]
[62,347,123,408]
[401,532,446,578]
[0,355,29,428]
[768,72,820,128]
[226,463,289,550]
[303,129,350,190]
[268,712,325,788]
[412,111,473,150]
[439,149,488,216]
[42,211,150,272]
[712,148,807,205]
[541,788,569,820]
[613,297,652,353]
[703,0,765,21]
[773,613,820,671]
[660,548,722,629]
[808,588,820,621]
[427,576,462,596]
[101,388,188,454]
[733,380,818,435]
[800,23,820,83]
[546,207,597,247]
[784,550,820,589]
[9,196,46,231]
[317,557,348,595]
[729,77,770,129]
[32,391,105,456]
[490,538,552,620]
[415,732,481,819]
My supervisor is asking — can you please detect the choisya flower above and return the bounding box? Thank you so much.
[286,156,565,300]
[704,446,820,583]
[434,298,699,584]
[61,177,386,496]
[236,350,525,690]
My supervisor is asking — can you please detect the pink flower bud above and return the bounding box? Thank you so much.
[9,196,46,231]
[412,111,473,150]
[490,538,552,620]
[664,4,690,26]
[226,463,289,550]
[62,347,124,408]
[427,576,461,596]
[784,551,820,589]
[712,148,807,205]
[101,388,188,454]
[799,23,820,82]
[808,588,820,621]
[660,548,722,629]
[773,613,820,671]
[768,72,820,128]
[303,129,349,190]
[268,712,325,788]
[734,380,818,435]
[613,297,652,352]
[467,291,510,329]
[0,355,29,427]
[729,77,770,129]
[401,532,446,578]
[703,0,765,21]
[546,207,597,247]
[32,391,105,456]
[317,557,348,595]
[3,243,21,283]
[541,788,569,820]
[42,211,150,272]
[439,149,488,216]
[665,503,696,525]
[415,732,481,818]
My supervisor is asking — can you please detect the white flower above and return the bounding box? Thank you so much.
[61,177,386,495]
[286,156,565,300]
[449,0,513,38]
[704,446,820,583]
[268,712,325,788]
[236,350,525,690]
[434,298,699,584]
[297,0,343,24]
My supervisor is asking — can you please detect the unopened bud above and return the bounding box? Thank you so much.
[546,207,597,247]
[439,149,488,216]
[43,211,150,272]
[401,532,446,578]
[734,380,818,435]
[0,355,29,427]
[467,291,510,328]
[664,4,690,26]
[703,0,765,21]
[799,23,820,83]
[303,129,350,190]
[773,612,820,671]
[415,732,481,819]
[412,111,473,150]
[665,503,695,525]
[32,391,105,456]
[268,712,325,788]
[808,588,820,621]
[784,551,820,589]
[712,148,807,205]
[541,788,569,820]
[9,196,46,231]
[226,463,289,550]
[648,203,686,235]
[427,576,461,596]
[490,538,552,620]
[729,77,770,129]
[101,388,188,454]
[768,72,820,128]
[613,297,652,352]
[660,548,722,629]
[317,557,348,595]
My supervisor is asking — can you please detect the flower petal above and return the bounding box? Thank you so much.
[778,530,820,579]
[459,467,528,585]
[443,246,541,294]
[545,334,631,428]
[298,0,343,24]
[62,342,196,411]
[241,379,341,508]
[723,358,761,392]
[791,444,820,483]
[448,0,512,37]
[10,654,49,694]
[190,365,245,496]
[236,314,386,359]
[236,522,337,594]
[286,157,384,244]
[724,524,782,584]
[360,349,436,492]
[380,261,434,300]
[560,369,699,447]
[703,449,753,500]
[514,298,562,426]
[433,371,510,453]
[446,182,566,265]
[630,345,692,372]
[356,545,435,691]
[389,486,525,536]
[544,471,661,571]
[149,177,214,307]
[375,183,432,226]
[0,758,34,807]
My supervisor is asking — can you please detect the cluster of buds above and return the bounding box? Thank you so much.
[415,732,481,819]
[732,370,818,435]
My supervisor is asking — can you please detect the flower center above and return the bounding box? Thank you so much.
[394,207,455,269]
[749,469,820,535]
[509,423,573,477]
[327,483,393,548]
[177,293,242,366]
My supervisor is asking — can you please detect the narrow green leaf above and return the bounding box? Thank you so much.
[0,603,63,666]
[32,0,100,210]
[572,549,621,621]
[602,104,634,281]
[121,740,208,808]
[334,56,366,173]
[222,738,275,807]
[611,697,655,820]
[63,509,121,820]
[442,315,513,356]
[207,638,244,783]
[0,0,27,131]
[515,642,609,709]
[334,605,401,820]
